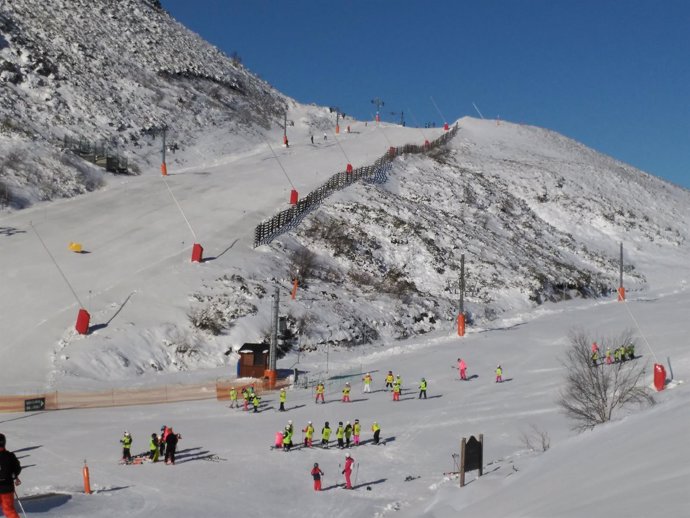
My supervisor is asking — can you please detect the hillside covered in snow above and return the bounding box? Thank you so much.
[1,0,689,396]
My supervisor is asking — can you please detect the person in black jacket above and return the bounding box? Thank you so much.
[0,433,21,518]
[164,428,181,465]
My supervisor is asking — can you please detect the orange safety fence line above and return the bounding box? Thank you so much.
[0,377,289,413]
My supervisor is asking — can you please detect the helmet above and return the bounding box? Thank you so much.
[355,419,359,423]
[288,420,292,424]
[161,425,166,431]
[422,378,426,381]
[339,421,343,425]
[345,453,351,458]
[124,431,130,436]
[325,421,329,426]
[314,462,319,467]
[346,420,350,424]
[308,421,312,424]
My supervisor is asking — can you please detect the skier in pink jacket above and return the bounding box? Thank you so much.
[458,358,467,380]
[342,453,354,489]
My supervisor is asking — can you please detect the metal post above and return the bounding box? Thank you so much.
[619,242,623,289]
[459,254,465,315]
[283,112,287,145]
[460,437,466,487]
[269,286,279,372]
[161,126,166,165]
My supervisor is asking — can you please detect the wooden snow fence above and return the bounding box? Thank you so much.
[253,124,459,247]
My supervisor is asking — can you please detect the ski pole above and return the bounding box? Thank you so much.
[15,489,28,518]
[354,462,360,487]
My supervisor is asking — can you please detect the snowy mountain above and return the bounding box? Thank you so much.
[1,0,689,395]
[1,3,690,518]
[0,0,303,207]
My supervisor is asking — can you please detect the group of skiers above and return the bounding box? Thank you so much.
[279,418,381,452]
[119,425,181,465]
[591,341,636,366]
[227,385,264,413]
[309,452,356,491]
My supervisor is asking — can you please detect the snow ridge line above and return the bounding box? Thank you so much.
[253,125,459,247]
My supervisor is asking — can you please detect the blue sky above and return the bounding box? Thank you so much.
[162,0,690,189]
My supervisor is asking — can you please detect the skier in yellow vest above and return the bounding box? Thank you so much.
[418,378,427,399]
[353,419,361,446]
[279,388,287,412]
[315,382,325,404]
[392,380,401,401]
[385,371,394,391]
[371,421,381,444]
[228,387,239,408]
[303,421,314,448]
[362,373,373,393]
[342,382,351,403]
[495,365,503,383]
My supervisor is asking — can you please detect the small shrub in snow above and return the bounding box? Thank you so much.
[187,304,224,335]
[558,329,654,431]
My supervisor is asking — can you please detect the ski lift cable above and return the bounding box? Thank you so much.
[263,138,295,190]
[161,176,198,242]
[620,299,659,364]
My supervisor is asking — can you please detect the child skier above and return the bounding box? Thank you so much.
[315,382,325,404]
[371,421,381,445]
[385,371,394,391]
[120,431,132,463]
[342,382,351,402]
[336,422,345,449]
[362,373,373,393]
[353,419,361,446]
[311,463,325,491]
[303,421,314,448]
[321,421,332,448]
[149,433,159,462]
[418,378,427,399]
[279,388,287,412]
[495,365,503,383]
[458,358,467,380]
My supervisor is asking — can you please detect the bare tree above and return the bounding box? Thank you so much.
[289,247,317,287]
[520,424,551,452]
[558,329,654,431]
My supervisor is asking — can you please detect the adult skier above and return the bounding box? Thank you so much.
[342,453,354,489]
[311,463,324,491]
[120,431,133,463]
[0,433,21,518]
[418,378,427,399]
[164,428,180,465]
[321,421,332,448]
[458,358,467,380]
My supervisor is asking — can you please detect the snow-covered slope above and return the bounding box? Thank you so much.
[0,0,297,206]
